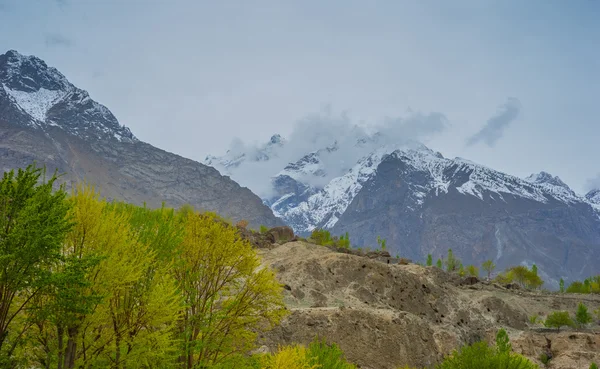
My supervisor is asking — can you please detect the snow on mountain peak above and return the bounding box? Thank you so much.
[586,189,600,205]
[0,50,137,143]
[525,171,570,189]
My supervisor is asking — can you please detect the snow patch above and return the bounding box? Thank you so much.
[3,85,67,122]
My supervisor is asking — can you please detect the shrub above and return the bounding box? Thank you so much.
[426,254,433,266]
[590,363,598,369]
[306,338,356,369]
[261,345,316,369]
[544,311,574,331]
[260,225,269,234]
[539,353,550,365]
[262,339,356,369]
[496,328,512,353]
[575,302,593,327]
[529,314,541,325]
[310,229,333,246]
[436,341,538,369]
[436,259,443,269]
[338,232,351,249]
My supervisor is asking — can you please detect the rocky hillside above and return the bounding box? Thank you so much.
[258,241,600,369]
[206,134,600,287]
[0,50,282,228]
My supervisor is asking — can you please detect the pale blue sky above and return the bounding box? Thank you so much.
[1,0,599,192]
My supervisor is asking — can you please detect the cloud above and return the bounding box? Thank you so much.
[45,33,74,48]
[466,97,521,147]
[210,107,448,198]
[585,173,600,192]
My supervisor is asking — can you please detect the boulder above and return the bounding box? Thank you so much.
[266,226,295,244]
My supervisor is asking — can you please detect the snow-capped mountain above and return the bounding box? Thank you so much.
[206,132,600,287]
[0,50,136,142]
[203,134,286,174]
[0,50,282,229]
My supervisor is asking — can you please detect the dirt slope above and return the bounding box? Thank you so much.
[258,241,600,369]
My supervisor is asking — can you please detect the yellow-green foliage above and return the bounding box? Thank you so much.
[495,266,543,289]
[437,342,538,369]
[544,311,574,331]
[176,211,287,368]
[467,265,479,277]
[3,172,287,369]
[261,345,317,369]
[262,339,356,369]
[566,276,600,294]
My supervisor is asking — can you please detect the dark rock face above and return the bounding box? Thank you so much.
[332,153,600,288]
[0,50,283,229]
[266,226,295,244]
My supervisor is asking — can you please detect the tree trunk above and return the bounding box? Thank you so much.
[57,325,64,369]
[113,317,121,369]
[64,326,78,369]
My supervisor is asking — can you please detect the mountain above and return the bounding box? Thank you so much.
[206,133,600,287]
[0,50,282,228]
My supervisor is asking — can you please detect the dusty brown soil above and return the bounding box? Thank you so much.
[258,241,600,369]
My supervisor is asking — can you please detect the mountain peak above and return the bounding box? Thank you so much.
[525,171,570,189]
[0,49,70,93]
[586,188,600,204]
[0,50,136,143]
[269,134,284,145]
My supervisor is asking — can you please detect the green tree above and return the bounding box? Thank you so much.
[590,363,598,369]
[311,229,332,246]
[531,264,538,276]
[559,278,565,293]
[260,225,269,234]
[575,302,592,328]
[445,249,459,272]
[467,265,479,278]
[426,254,433,266]
[508,266,543,289]
[544,311,574,332]
[0,165,72,361]
[175,211,287,368]
[482,260,496,280]
[436,259,443,269]
[376,236,387,251]
[338,232,350,249]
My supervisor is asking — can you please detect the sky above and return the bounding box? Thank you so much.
[1,0,599,193]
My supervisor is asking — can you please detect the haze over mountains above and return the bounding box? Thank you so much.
[206,129,600,287]
[0,50,282,229]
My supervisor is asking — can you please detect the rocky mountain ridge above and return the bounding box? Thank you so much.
[0,50,282,228]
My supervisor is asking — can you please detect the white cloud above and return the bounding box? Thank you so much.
[215,107,448,198]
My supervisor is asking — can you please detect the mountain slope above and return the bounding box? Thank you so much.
[0,50,282,228]
[206,133,600,286]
